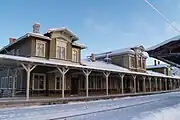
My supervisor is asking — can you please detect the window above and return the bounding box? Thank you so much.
[33,73,46,90]
[56,46,66,59]
[131,57,135,68]
[56,40,67,60]
[11,49,15,55]
[36,40,46,57]
[8,76,13,88]
[16,49,20,56]
[143,60,146,69]
[55,76,62,90]
[72,49,78,62]
[0,77,4,88]
[138,57,141,68]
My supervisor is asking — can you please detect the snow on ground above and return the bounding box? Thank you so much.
[0,92,180,120]
[133,103,180,120]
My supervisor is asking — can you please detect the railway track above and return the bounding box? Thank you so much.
[49,97,174,120]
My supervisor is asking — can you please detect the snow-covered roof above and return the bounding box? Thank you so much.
[0,54,179,79]
[147,35,180,51]
[47,27,79,40]
[147,64,169,69]
[0,32,51,52]
[94,45,148,59]
[72,42,87,49]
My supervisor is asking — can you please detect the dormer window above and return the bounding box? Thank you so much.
[72,49,78,62]
[36,40,46,57]
[56,39,67,60]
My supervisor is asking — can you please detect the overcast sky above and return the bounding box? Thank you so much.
[1,0,180,65]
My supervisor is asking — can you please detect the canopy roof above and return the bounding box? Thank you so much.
[0,54,179,79]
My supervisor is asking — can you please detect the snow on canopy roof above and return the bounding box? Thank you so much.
[0,32,51,52]
[147,64,169,69]
[81,59,129,73]
[47,27,78,40]
[0,54,179,79]
[147,35,180,51]
[94,45,148,59]
[146,70,167,77]
[72,42,87,49]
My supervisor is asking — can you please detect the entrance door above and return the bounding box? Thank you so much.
[71,77,79,95]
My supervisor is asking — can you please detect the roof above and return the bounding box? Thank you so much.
[47,27,79,40]
[147,35,180,51]
[0,32,51,52]
[72,42,87,49]
[0,54,178,79]
[147,64,169,69]
[94,45,148,59]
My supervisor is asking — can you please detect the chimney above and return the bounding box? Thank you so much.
[154,60,157,66]
[90,53,96,62]
[33,22,40,33]
[9,38,16,44]
[158,61,160,65]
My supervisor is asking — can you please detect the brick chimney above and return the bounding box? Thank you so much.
[33,22,40,33]
[90,53,96,62]
[9,38,16,44]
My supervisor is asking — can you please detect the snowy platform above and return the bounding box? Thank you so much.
[0,91,180,120]
[0,90,178,108]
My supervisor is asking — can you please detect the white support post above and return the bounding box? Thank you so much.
[132,75,136,93]
[137,79,140,93]
[57,67,69,98]
[103,71,110,96]
[165,78,167,91]
[83,69,91,97]
[159,78,162,91]
[21,63,37,100]
[143,76,146,92]
[12,69,18,97]
[149,77,151,92]
[155,77,157,91]
[119,74,125,94]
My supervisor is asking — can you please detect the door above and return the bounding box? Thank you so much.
[71,77,79,95]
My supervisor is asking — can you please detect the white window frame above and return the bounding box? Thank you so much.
[11,49,15,55]
[32,73,46,90]
[56,39,67,60]
[55,75,62,90]
[72,49,78,62]
[36,40,46,57]
[16,49,20,56]
[8,76,13,88]
[1,77,4,88]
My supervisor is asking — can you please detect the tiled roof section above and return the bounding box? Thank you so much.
[147,35,180,51]
[47,27,79,40]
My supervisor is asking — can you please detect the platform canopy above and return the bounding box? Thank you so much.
[147,35,180,68]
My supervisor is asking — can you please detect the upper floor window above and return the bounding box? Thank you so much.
[138,57,141,68]
[16,49,20,56]
[56,39,67,60]
[131,57,135,68]
[10,49,15,55]
[72,49,78,62]
[142,59,146,69]
[36,40,46,57]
